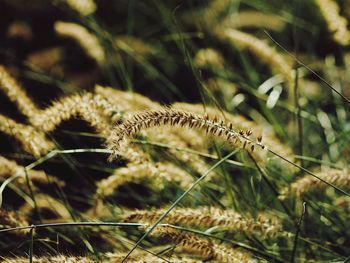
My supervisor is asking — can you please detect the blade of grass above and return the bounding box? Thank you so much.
[29,226,34,263]
[292,0,303,166]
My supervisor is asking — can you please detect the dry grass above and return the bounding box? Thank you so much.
[1,1,350,262]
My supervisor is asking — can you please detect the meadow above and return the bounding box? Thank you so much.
[0,0,350,262]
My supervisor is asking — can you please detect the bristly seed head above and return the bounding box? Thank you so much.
[107,107,265,159]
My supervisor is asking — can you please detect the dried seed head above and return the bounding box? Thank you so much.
[0,114,54,156]
[95,162,194,199]
[315,0,350,46]
[149,225,253,262]
[107,108,262,160]
[172,102,293,161]
[54,21,104,63]
[123,206,282,238]
[0,65,39,119]
[29,92,115,137]
[0,208,29,235]
[279,168,350,199]
[213,29,294,101]
[65,0,96,16]
[2,255,95,263]
[194,48,225,69]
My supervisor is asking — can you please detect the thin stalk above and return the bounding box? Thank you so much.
[294,68,304,166]
[294,155,343,169]
[290,202,306,263]
[264,30,350,105]
[134,139,249,168]
[24,169,41,223]
[267,148,350,197]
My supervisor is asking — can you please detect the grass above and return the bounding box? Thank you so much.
[1,0,350,262]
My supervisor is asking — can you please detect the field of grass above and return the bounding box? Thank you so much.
[1,0,350,262]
